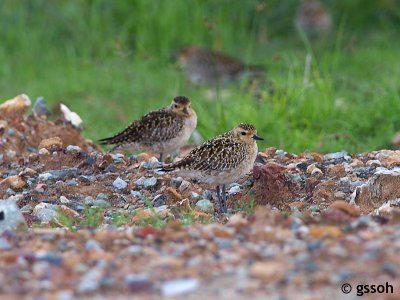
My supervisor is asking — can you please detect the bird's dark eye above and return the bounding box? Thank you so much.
[174,104,178,108]
[241,132,246,136]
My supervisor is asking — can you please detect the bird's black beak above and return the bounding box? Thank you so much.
[182,107,189,115]
[252,134,264,141]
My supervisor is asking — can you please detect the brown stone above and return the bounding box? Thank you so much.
[250,261,285,282]
[38,136,63,151]
[0,94,31,120]
[309,225,342,239]
[0,175,26,190]
[312,180,336,205]
[329,200,360,217]
[327,164,346,177]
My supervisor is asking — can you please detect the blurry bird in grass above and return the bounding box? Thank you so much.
[296,0,332,38]
[175,45,266,87]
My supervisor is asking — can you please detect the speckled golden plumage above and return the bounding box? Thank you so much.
[99,96,197,161]
[162,123,263,212]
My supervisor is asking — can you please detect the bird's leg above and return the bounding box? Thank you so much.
[159,153,163,162]
[216,185,223,213]
[221,184,227,213]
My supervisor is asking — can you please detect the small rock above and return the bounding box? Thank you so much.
[35,183,47,192]
[161,278,199,297]
[65,145,82,154]
[141,157,161,169]
[202,190,213,200]
[190,192,201,200]
[366,159,381,167]
[0,94,31,119]
[59,196,70,204]
[0,237,12,250]
[250,261,285,283]
[311,167,323,176]
[96,193,108,201]
[153,195,167,207]
[60,103,83,129]
[124,274,152,293]
[135,176,157,188]
[195,199,214,213]
[32,96,51,117]
[34,206,58,223]
[113,177,127,190]
[179,180,191,192]
[20,204,33,213]
[66,179,78,186]
[0,200,27,232]
[85,240,103,251]
[110,153,125,163]
[0,175,26,190]
[77,267,103,293]
[92,200,111,207]
[309,225,342,238]
[170,177,183,189]
[130,190,143,200]
[38,148,50,156]
[38,137,63,151]
[324,151,350,160]
[329,200,360,217]
[228,185,242,195]
[84,196,95,205]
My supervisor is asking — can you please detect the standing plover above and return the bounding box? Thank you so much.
[177,46,265,86]
[99,96,197,161]
[162,123,263,213]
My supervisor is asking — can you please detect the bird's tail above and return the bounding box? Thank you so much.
[245,65,266,78]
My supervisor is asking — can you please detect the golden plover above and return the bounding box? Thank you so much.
[162,123,263,213]
[177,46,265,86]
[99,96,197,161]
[296,0,331,37]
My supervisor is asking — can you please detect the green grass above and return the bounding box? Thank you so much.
[1,1,399,153]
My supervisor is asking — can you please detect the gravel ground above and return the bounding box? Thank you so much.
[1,95,400,299]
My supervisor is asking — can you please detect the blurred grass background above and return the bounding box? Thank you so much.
[0,0,399,153]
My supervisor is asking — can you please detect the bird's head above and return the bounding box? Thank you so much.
[232,123,263,144]
[170,96,195,117]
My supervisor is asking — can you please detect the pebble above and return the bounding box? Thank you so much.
[38,148,50,156]
[0,237,12,250]
[7,128,15,136]
[324,151,350,160]
[124,274,152,292]
[84,196,95,205]
[141,157,161,169]
[34,208,58,223]
[170,177,183,189]
[33,96,51,117]
[161,278,199,297]
[59,196,70,204]
[20,204,33,213]
[113,177,128,190]
[130,190,143,200]
[135,176,157,188]
[96,193,108,201]
[0,200,27,232]
[66,179,78,186]
[110,153,125,163]
[38,168,78,181]
[202,190,213,200]
[153,195,167,207]
[228,185,242,196]
[195,199,214,213]
[77,267,103,293]
[85,239,103,251]
[190,192,201,201]
[92,200,111,208]
[179,180,191,192]
[65,145,82,154]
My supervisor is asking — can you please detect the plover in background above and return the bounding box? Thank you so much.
[99,96,197,162]
[296,0,331,37]
[176,46,265,86]
[162,123,263,213]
